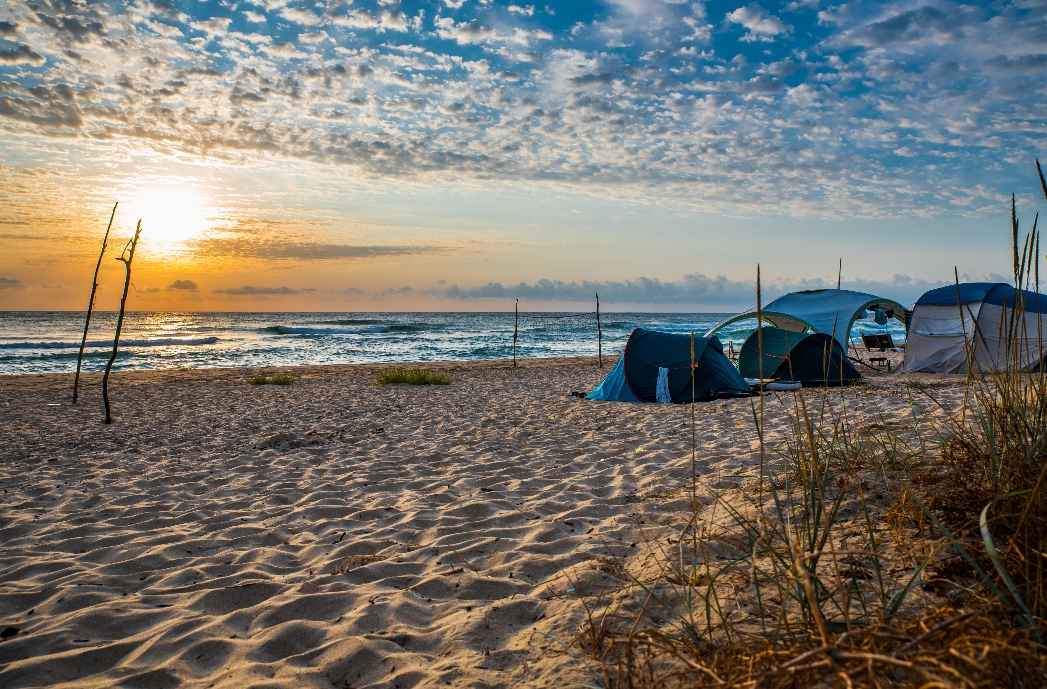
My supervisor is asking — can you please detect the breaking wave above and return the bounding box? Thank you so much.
[261,324,431,336]
[0,336,219,350]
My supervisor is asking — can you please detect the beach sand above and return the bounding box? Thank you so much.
[0,355,961,689]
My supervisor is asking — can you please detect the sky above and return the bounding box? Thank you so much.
[0,0,1044,311]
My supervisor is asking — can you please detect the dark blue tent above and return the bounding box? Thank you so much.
[588,328,750,403]
[738,326,860,386]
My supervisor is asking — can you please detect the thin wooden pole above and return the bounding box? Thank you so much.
[102,220,142,424]
[596,291,602,367]
[689,331,696,507]
[756,264,766,496]
[73,202,118,404]
[836,258,842,290]
[513,298,519,369]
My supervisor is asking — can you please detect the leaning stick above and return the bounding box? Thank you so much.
[73,202,118,404]
[102,220,142,424]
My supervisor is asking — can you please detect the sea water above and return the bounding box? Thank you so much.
[0,311,906,375]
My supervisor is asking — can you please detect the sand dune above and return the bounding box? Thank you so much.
[0,357,960,688]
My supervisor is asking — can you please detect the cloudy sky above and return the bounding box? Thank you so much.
[0,0,1044,311]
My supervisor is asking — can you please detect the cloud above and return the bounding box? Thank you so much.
[727,5,789,41]
[844,5,975,47]
[28,2,106,43]
[168,279,198,291]
[434,17,552,47]
[0,82,81,128]
[435,273,951,307]
[279,7,323,26]
[0,0,1039,223]
[0,21,17,37]
[333,9,414,32]
[0,276,22,289]
[0,44,45,65]
[189,237,442,261]
[214,285,317,296]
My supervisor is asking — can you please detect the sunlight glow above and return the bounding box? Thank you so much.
[126,188,212,247]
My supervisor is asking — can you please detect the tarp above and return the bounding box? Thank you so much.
[706,289,909,349]
[587,328,750,403]
[739,326,860,386]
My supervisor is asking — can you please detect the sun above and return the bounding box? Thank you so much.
[128,188,211,245]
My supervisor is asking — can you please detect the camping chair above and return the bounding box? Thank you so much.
[861,333,895,371]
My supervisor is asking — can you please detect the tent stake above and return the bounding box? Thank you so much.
[73,202,118,404]
[102,220,142,425]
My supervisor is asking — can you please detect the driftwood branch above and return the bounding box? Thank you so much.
[73,202,118,404]
[102,220,142,425]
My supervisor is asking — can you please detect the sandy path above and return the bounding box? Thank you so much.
[0,358,958,688]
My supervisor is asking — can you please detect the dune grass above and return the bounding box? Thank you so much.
[248,373,296,386]
[375,368,451,386]
[579,162,1047,688]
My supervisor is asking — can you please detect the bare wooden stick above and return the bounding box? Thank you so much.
[596,291,603,368]
[837,257,842,290]
[102,220,142,425]
[513,298,519,369]
[73,202,118,404]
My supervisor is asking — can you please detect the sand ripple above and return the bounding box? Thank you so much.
[0,358,948,688]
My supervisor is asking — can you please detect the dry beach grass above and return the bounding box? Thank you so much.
[0,355,979,689]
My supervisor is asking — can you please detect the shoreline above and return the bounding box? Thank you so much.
[0,354,603,384]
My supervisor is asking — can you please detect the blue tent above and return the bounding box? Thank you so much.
[904,282,1047,372]
[914,282,1047,311]
[588,328,750,403]
[706,289,909,349]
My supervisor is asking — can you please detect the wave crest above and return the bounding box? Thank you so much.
[0,336,219,350]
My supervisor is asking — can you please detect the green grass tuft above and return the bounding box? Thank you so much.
[375,368,450,386]
[248,373,296,386]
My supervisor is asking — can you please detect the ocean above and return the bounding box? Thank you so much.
[0,311,906,375]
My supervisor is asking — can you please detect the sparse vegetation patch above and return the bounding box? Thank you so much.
[248,373,295,386]
[376,368,451,386]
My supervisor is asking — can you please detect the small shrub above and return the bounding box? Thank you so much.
[375,368,450,386]
[248,373,295,386]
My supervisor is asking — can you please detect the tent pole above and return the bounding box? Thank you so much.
[837,258,842,290]
[513,298,519,369]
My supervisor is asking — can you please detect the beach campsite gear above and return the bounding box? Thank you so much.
[903,282,1047,373]
[738,326,861,386]
[705,288,909,349]
[587,328,750,403]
